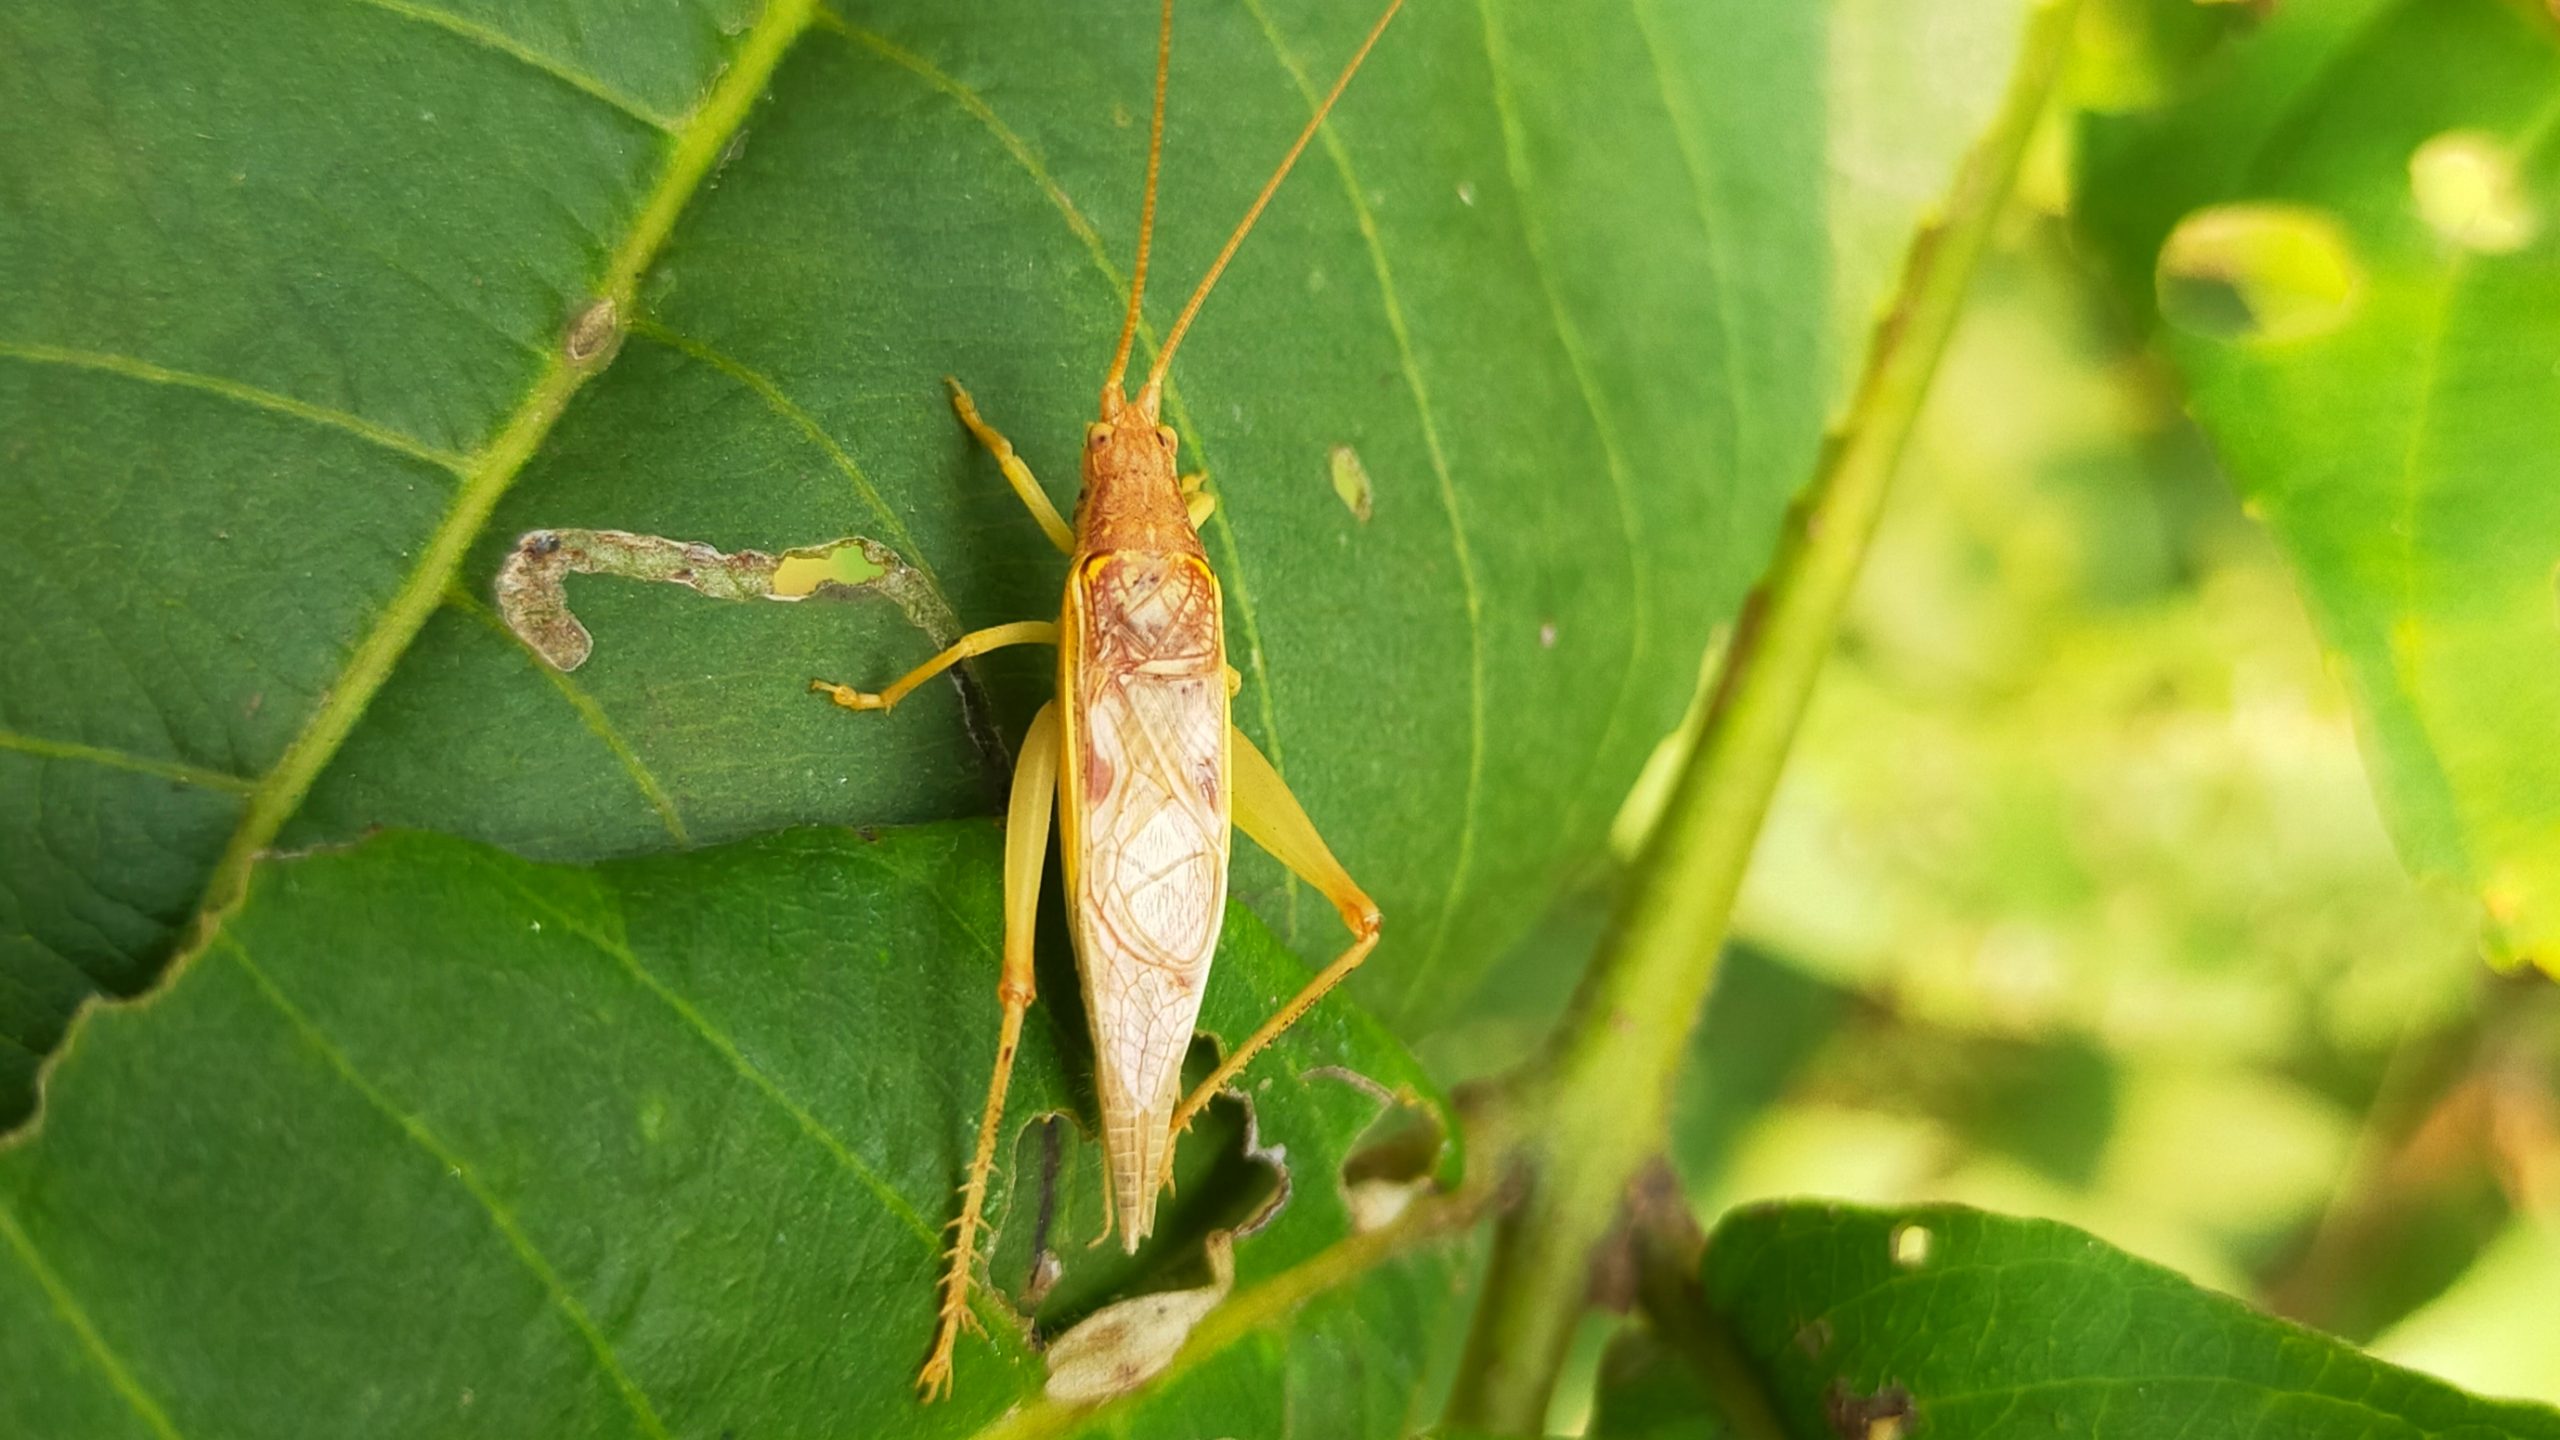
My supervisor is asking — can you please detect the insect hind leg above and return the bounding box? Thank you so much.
[1164,726,1382,1164]
[918,700,1061,1401]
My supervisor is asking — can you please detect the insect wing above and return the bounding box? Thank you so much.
[1058,550,1232,1244]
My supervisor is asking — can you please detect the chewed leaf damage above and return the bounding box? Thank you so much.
[1043,1231,1236,1403]
[496,529,917,670]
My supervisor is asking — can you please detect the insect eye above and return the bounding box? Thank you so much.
[1156,426,1177,447]
[1086,425,1111,450]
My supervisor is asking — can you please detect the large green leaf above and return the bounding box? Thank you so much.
[1596,1201,2560,1437]
[2076,0,2560,975]
[0,822,1469,1436]
[0,0,2029,1123]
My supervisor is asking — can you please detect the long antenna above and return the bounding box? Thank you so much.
[1136,0,1404,417]
[1101,0,1178,414]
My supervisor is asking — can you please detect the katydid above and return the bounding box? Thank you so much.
[806,0,1402,1400]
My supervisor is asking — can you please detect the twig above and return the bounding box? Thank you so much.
[1442,3,2084,1427]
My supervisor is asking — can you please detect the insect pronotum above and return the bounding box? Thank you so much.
[806,0,1403,1401]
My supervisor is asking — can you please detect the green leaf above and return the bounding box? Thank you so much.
[1666,945,1850,1193]
[1,0,2029,1122]
[1659,1202,2560,1438]
[1586,1331,1740,1440]
[2075,0,2560,975]
[0,822,1467,1436]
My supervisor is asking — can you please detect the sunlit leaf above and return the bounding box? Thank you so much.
[2078,0,2560,975]
[1,0,2029,1122]
[1597,1201,2560,1437]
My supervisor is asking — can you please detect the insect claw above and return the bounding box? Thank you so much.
[810,679,890,712]
[915,1350,956,1403]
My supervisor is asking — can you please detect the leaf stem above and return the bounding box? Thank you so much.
[1442,3,2081,1428]
[1622,1162,1789,1440]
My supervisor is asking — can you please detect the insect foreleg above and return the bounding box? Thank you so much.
[1164,727,1383,1159]
[946,378,1075,554]
[811,620,1057,713]
[1180,470,1214,530]
[918,700,1062,1402]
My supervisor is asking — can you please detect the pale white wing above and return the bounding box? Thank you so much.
[1062,551,1230,1245]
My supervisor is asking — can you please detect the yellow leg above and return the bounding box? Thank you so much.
[1165,727,1382,1156]
[1181,471,1215,530]
[919,701,1061,1402]
[812,620,1057,714]
[947,378,1076,555]
[1082,1143,1118,1251]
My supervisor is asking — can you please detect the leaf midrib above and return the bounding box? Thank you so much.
[189,0,823,944]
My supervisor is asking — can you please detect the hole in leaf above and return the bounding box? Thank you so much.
[1315,1067,1449,1233]
[494,530,909,670]
[992,1041,1285,1339]
[1890,1221,1932,1268]
[2157,203,2362,343]
[1826,1379,1918,1440]
[1042,1230,1235,1403]
[2411,129,2537,255]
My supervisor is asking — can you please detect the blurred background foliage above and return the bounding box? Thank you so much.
[1433,0,2560,1421]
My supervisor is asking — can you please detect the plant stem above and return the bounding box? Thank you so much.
[1442,3,2082,1429]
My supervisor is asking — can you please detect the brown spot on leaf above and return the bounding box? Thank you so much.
[1042,1231,1235,1403]
[1826,1379,1917,1440]
[563,297,622,367]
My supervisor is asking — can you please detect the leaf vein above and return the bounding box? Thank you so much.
[2382,89,2560,873]
[214,934,674,1440]
[470,870,942,1247]
[472,854,1030,1350]
[1472,0,1654,846]
[622,321,940,595]
[445,589,689,843]
[0,728,255,795]
[189,0,819,952]
[0,1199,185,1440]
[818,6,1297,922]
[0,341,469,475]
[344,0,682,132]
[1239,0,1486,1000]
[1626,0,1752,524]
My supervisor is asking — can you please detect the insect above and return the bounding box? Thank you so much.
[803,0,1402,1401]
